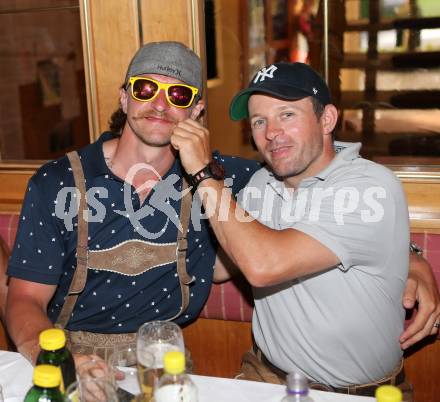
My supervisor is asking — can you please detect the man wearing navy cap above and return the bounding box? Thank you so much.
[173,61,440,396]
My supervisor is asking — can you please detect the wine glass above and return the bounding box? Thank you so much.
[136,321,184,392]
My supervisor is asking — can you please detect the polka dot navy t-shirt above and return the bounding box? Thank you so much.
[7,132,261,332]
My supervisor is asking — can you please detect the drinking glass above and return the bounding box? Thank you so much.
[109,344,155,402]
[65,378,118,402]
[76,357,115,386]
[137,321,184,392]
[136,349,156,402]
[108,343,138,386]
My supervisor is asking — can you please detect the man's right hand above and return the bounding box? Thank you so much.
[74,353,125,382]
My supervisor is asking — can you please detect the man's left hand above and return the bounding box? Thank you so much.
[399,253,440,349]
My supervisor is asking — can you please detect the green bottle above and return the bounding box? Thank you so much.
[24,364,64,402]
[36,328,76,392]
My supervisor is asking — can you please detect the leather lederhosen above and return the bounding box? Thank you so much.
[55,151,193,358]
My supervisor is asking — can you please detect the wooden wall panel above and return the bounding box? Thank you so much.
[404,338,440,402]
[137,0,206,100]
[384,168,440,232]
[139,0,192,46]
[0,171,34,214]
[81,0,140,138]
[183,318,252,378]
[207,0,244,156]
[80,0,204,138]
[401,180,440,231]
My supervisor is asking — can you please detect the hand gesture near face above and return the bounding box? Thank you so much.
[171,114,211,176]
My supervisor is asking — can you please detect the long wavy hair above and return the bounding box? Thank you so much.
[108,106,126,136]
[108,84,126,136]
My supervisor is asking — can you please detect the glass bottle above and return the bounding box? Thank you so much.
[375,385,403,402]
[36,328,76,392]
[281,372,314,402]
[154,350,198,402]
[24,364,64,402]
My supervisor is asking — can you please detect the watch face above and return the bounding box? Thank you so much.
[209,161,226,180]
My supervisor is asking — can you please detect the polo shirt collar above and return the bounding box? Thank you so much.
[312,141,361,181]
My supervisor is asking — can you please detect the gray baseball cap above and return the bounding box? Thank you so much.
[124,41,203,97]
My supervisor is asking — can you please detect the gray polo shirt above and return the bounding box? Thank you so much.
[238,142,409,387]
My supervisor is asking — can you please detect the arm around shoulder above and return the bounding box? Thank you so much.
[399,253,440,349]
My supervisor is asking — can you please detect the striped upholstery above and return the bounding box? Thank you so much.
[0,214,18,250]
[0,213,439,333]
[200,276,253,321]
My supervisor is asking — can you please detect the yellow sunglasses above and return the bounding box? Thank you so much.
[127,77,199,108]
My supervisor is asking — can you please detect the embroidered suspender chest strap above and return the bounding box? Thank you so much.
[56,151,193,328]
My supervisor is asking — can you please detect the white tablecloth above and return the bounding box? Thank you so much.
[0,351,374,402]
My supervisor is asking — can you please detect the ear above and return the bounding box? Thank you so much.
[190,99,205,120]
[321,104,338,136]
[120,88,128,114]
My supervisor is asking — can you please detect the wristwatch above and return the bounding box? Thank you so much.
[409,242,423,255]
[188,160,225,189]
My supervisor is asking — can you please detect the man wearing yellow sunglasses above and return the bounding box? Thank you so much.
[6,41,259,366]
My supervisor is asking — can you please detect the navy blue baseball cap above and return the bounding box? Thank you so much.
[229,62,331,121]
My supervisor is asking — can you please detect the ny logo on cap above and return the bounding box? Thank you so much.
[253,65,278,83]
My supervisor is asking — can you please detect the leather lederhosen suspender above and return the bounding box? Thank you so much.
[56,151,89,327]
[56,150,193,328]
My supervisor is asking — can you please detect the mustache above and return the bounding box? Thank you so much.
[134,111,178,124]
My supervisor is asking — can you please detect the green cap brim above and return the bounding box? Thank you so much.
[229,89,255,121]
